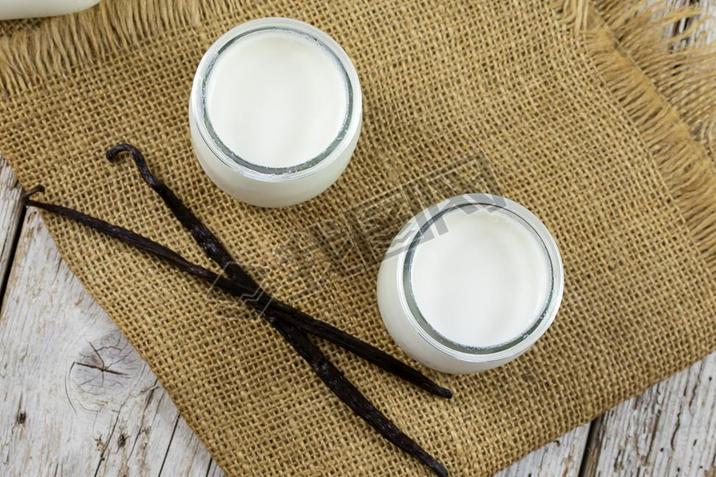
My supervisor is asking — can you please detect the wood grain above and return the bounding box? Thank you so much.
[581,352,716,477]
[0,207,587,477]
[578,3,716,475]
[0,157,23,293]
[0,210,222,477]
[495,425,590,477]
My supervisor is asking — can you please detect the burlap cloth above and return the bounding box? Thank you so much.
[1,1,715,475]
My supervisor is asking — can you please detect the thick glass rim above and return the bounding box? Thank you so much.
[399,194,563,358]
[190,18,360,180]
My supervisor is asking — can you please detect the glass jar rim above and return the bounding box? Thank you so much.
[190,17,362,182]
[397,194,564,360]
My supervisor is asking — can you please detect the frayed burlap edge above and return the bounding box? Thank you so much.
[2,0,712,269]
[0,0,714,473]
[594,0,716,161]
[554,0,716,273]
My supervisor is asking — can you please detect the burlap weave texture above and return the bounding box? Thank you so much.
[0,1,714,475]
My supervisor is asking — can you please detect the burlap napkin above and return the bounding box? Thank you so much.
[1,1,714,475]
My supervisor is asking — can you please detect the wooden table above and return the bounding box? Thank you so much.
[0,164,714,477]
[1,2,715,472]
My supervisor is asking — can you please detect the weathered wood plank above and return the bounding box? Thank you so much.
[580,3,716,476]
[0,156,23,291]
[580,352,716,477]
[0,210,590,477]
[495,425,591,477]
[0,210,223,477]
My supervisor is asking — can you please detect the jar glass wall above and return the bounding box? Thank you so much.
[377,194,564,374]
[189,18,362,207]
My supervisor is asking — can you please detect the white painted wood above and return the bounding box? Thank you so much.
[0,210,224,477]
[580,4,716,476]
[2,3,716,477]
[581,352,716,477]
[0,209,589,477]
[0,156,23,284]
[0,209,587,477]
[494,425,591,477]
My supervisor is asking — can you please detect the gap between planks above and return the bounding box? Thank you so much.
[0,156,24,318]
[1,156,715,475]
[0,162,219,475]
[0,156,588,475]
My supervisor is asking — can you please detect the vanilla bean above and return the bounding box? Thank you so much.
[105,145,449,474]
[107,144,451,399]
[272,318,448,477]
[24,190,449,476]
[23,193,449,398]
[266,299,452,398]
[107,144,257,290]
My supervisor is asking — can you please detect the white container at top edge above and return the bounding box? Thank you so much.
[189,17,363,208]
[0,0,99,20]
[376,194,564,374]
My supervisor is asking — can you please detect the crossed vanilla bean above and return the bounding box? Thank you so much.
[24,187,450,396]
[24,144,451,477]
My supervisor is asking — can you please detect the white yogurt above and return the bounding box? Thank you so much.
[377,194,563,374]
[206,30,349,169]
[410,206,550,349]
[189,18,362,208]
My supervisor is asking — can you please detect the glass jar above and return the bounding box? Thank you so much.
[376,194,564,374]
[189,17,362,207]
